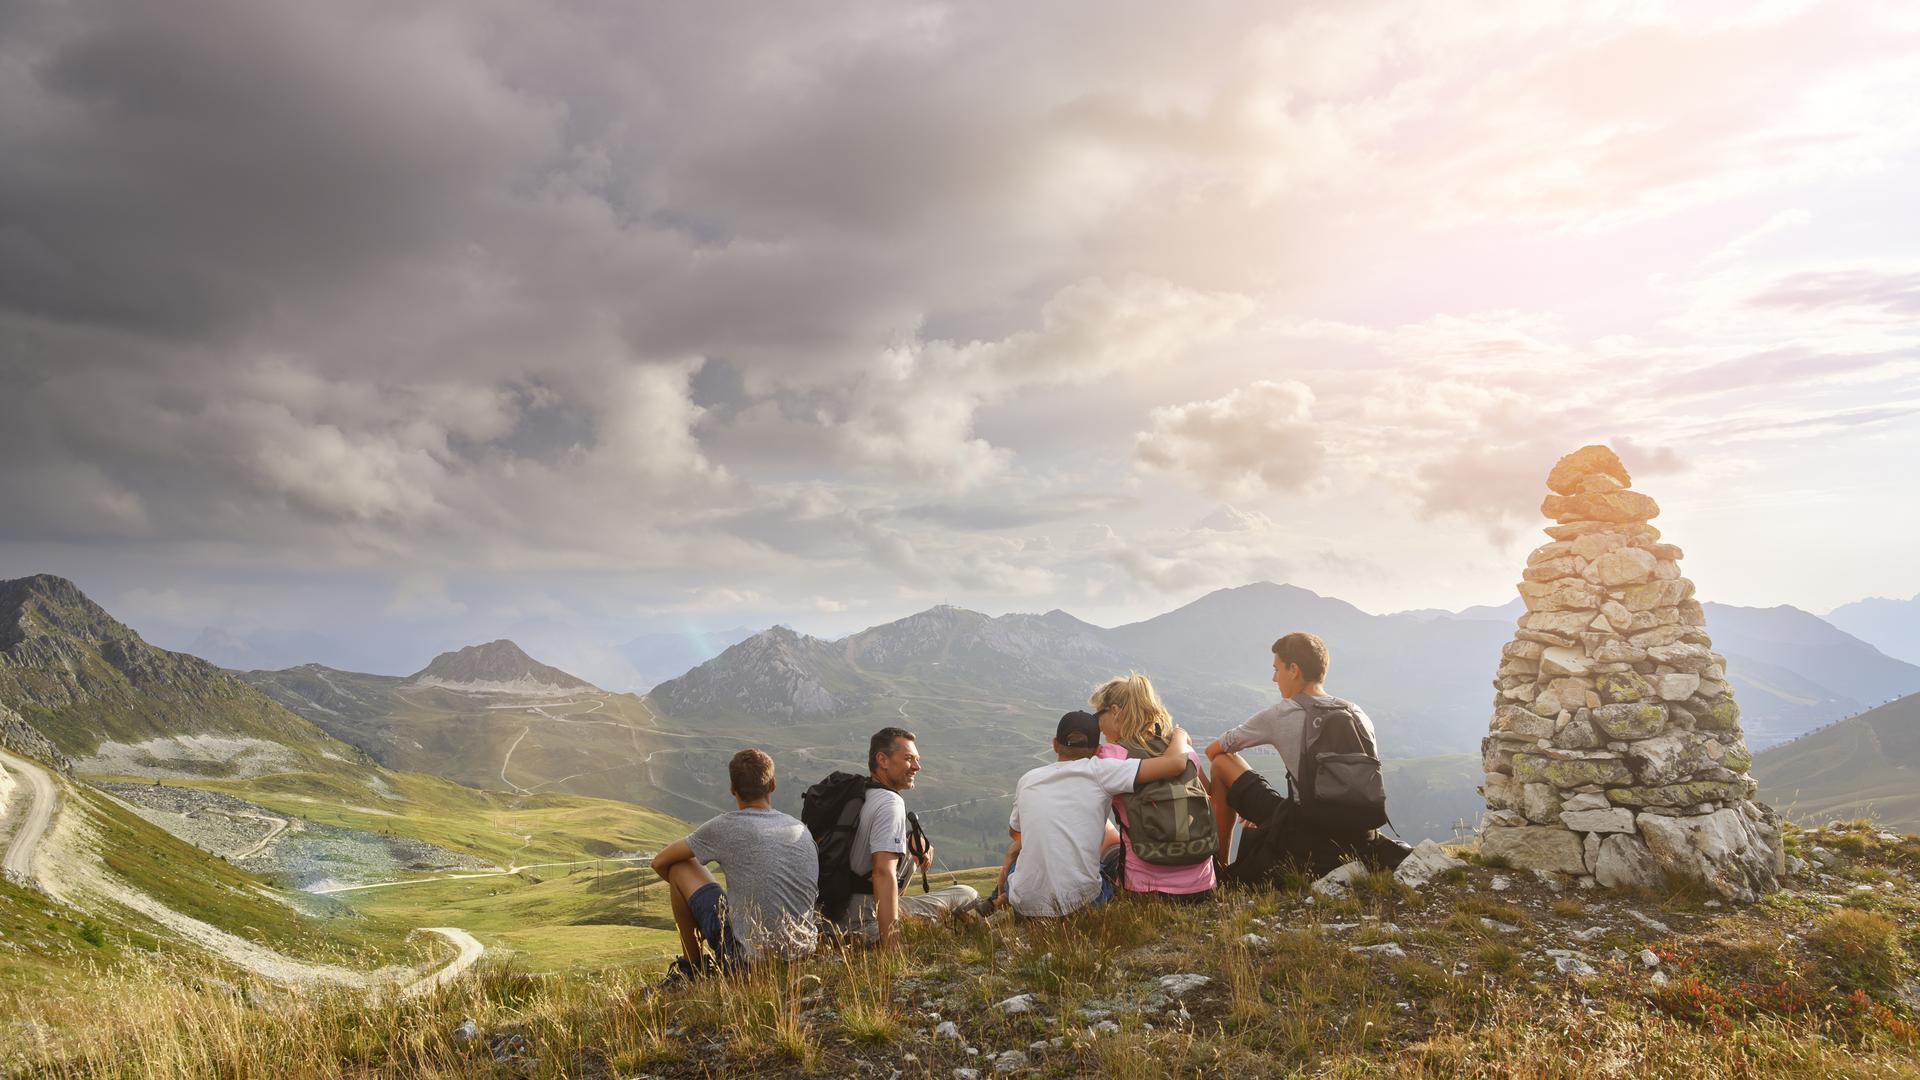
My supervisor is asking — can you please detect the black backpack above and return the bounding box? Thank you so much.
[800,772,922,919]
[1287,694,1389,834]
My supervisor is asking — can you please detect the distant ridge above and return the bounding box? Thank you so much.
[1753,689,1920,831]
[406,639,596,695]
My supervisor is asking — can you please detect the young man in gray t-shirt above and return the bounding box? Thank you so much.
[833,727,978,947]
[651,749,818,984]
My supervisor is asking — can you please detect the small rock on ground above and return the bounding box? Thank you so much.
[1158,973,1211,995]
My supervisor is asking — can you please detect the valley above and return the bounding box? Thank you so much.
[2,567,1917,1002]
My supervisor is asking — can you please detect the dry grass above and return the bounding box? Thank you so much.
[7,843,1920,1079]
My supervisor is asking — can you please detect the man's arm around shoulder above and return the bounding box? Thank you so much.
[1135,726,1193,785]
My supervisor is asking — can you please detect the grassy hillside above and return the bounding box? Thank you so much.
[1754,691,1920,830]
[8,824,1919,1078]
[0,780,413,990]
[186,765,690,869]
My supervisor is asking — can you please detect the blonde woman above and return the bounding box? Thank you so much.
[1089,674,1217,901]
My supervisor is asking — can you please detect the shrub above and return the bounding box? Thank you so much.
[1810,909,1906,993]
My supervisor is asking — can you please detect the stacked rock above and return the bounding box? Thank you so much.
[1478,445,1783,902]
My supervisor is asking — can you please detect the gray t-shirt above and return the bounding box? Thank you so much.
[847,786,914,888]
[1217,694,1377,782]
[687,808,819,959]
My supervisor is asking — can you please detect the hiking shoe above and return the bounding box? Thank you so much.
[658,954,718,992]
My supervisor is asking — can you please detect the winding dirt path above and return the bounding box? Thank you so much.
[0,745,486,994]
[499,727,535,795]
[1,745,57,882]
[403,928,484,997]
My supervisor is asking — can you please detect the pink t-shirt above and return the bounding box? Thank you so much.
[1095,743,1217,895]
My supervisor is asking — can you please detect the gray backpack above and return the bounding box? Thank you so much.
[1116,738,1218,866]
[1288,693,1388,834]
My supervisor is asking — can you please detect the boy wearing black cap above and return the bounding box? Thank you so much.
[987,709,1194,917]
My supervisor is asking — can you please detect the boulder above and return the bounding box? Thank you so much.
[1594,834,1666,891]
[1512,752,1631,788]
[1546,445,1631,495]
[1480,826,1588,875]
[1557,520,1659,542]
[1393,839,1468,888]
[1621,579,1693,613]
[1526,610,1598,636]
[1593,637,1644,662]
[1594,547,1658,586]
[1481,773,1520,811]
[1638,807,1780,903]
[1591,702,1666,740]
[1551,717,1602,750]
[1539,646,1593,677]
[1625,732,1721,786]
[1559,807,1635,833]
[1542,490,1661,524]
[1523,557,1582,582]
[1656,673,1701,701]
[1492,705,1555,740]
[1562,792,1610,813]
[1521,579,1606,612]
[1596,672,1657,705]
[1604,779,1752,809]
[1521,783,1564,824]
[1694,696,1742,732]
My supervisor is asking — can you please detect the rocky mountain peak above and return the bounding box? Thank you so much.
[408,639,595,695]
[1,574,122,653]
[650,623,860,722]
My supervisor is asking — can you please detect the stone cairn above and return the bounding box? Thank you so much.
[1479,445,1783,902]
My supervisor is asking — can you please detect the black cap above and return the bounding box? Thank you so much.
[1055,710,1101,750]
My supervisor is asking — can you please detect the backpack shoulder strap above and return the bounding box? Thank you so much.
[1289,692,1319,802]
[1319,697,1377,758]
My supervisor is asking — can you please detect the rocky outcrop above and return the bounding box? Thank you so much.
[1478,446,1782,902]
[650,626,868,722]
[0,704,71,773]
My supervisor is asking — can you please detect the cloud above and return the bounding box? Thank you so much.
[1136,380,1322,499]
[384,574,467,621]
[2,0,1918,637]
[819,276,1253,490]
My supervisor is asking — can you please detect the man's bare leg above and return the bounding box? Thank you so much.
[664,859,719,964]
[1208,751,1252,861]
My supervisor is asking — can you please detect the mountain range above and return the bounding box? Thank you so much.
[1826,592,1920,667]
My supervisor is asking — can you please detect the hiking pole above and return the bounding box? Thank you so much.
[906,812,931,894]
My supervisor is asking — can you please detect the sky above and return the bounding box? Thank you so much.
[3,0,1919,687]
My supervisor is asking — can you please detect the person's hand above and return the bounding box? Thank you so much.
[1166,725,1191,757]
[916,844,934,871]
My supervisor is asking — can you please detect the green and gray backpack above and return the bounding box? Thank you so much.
[1115,738,1218,866]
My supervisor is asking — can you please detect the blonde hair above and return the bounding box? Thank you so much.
[1089,673,1172,749]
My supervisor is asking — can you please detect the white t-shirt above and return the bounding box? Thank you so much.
[1006,756,1141,917]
